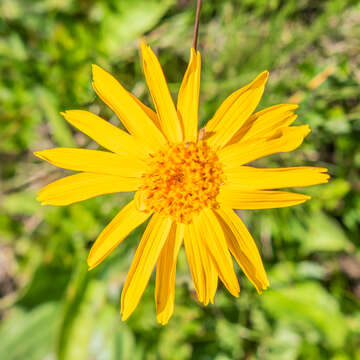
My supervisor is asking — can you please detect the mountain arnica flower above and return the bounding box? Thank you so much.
[35,41,329,324]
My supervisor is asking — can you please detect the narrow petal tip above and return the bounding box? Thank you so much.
[37,199,48,206]
[60,110,80,123]
[303,124,311,135]
[156,315,170,326]
[33,151,45,160]
[91,64,103,80]
[121,311,131,322]
[289,124,311,139]
[61,111,73,123]
[87,253,97,271]
[87,261,96,271]
[249,70,269,90]
[257,282,270,294]
[140,40,149,54]
[33,150,53,163]
[257,70,269,84]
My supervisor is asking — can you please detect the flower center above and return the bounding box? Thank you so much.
[136,141,224,223]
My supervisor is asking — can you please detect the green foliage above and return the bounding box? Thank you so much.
[261,282,348,349]
[1,0,360,359]
[0,303,59,360]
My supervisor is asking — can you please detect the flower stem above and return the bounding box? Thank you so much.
[192,0,202,50]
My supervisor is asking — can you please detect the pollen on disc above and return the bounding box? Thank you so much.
[137,141,224,223]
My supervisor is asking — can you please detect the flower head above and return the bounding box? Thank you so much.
[35,41,329,324]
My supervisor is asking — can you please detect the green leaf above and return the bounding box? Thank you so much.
[301,211,353,255]
[2,191,39,216]
[57,264,106,360]
[101,0,176,53]
[261,282,348,349]
[260,325,301,360]
[17,262,72,309]
[0,302,58,360]
[35,87,76,147]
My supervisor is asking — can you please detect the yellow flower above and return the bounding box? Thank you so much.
[35,42,329,324]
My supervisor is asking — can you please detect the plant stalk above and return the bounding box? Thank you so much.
[192,0,202,50]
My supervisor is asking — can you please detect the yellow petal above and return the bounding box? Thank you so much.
[215,207,269,293]
[34,148,145,177]
[183,222,204,302]
[198,244,218,305]
[206,71,269,149]
[128,91,162,130]
[140,41,183,143]
[62,110,149,160]
[227,104,298,145]
[155,223,184,325]
[133,190,148,212]
[177,48,201,142]
[121,214,172,321]
[91,64,166,152]
[205,252,218,305]
[219,125,311,168]
[88,201,151,270]
[37,172,141,206]
[224,166,330,190]
[218,188,311,209]
[195,209,240,297]
[183,222,218,305]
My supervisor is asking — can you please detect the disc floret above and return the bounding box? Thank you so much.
[137,141,224,223]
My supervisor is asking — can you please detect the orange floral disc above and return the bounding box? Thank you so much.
[136,141,224,223]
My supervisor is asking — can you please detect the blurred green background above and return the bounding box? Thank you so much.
[1,0,360,359]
